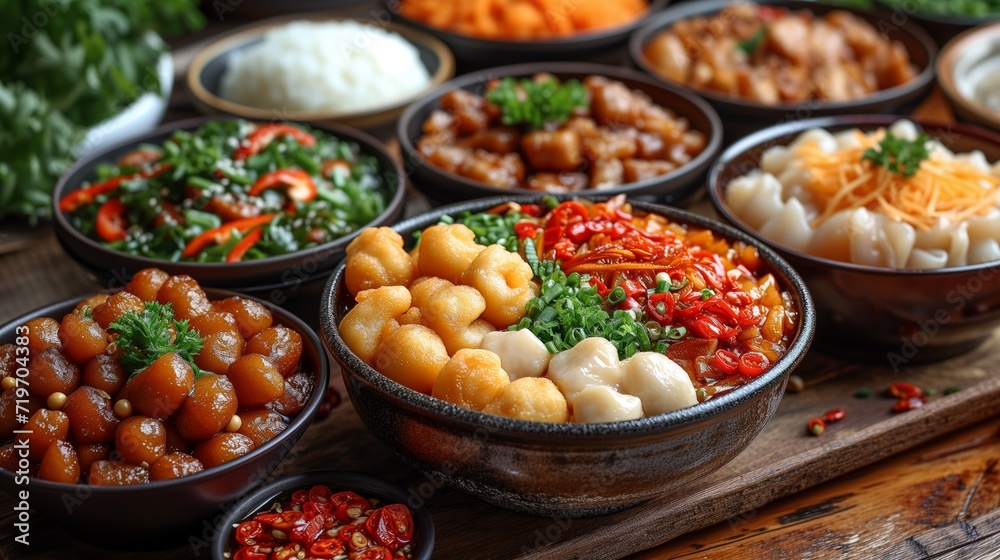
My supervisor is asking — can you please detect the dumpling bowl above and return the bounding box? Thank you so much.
[320,195,815,516]
[708,114,1000,365]
[0,289,329,548]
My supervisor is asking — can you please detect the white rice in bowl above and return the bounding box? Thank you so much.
[221,20,432,114]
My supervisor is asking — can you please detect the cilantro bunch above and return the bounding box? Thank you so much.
[0,0,204,223]
[486,77,588,131]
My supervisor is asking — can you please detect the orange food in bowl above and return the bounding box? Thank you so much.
[399,0,648,40]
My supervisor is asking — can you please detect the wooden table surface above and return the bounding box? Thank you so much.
[2,4,1000,558]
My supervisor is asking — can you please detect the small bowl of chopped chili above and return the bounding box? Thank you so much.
[213,470,434,560]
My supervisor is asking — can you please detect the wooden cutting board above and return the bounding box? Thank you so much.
[2,330,998,560]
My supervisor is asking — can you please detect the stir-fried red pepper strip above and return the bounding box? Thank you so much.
[248,169,317,202]
[226,228,264,262]
[646,292,674,325]
[59,163,172,212]
[183,214,276,258]
[233,124,316,161]
[95,199,129,242]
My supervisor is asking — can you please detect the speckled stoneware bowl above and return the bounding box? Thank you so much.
[320,196,815,517]
[213,470,435,560]
[0,289,329,548]
[939,22,1000,133]
[708,114,1000,364]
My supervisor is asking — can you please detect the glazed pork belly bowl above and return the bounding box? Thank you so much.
[709,115,1000,364]
[321,195,814,516]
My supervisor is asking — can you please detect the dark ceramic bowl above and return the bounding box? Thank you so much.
[629,0,938,142]
[53,116,406,293]
[383,0,669,64]
[0,289,329,548]
[874,0,997,47]
[708,114,1000,365]
[320,195,815,517]
[212,470,435,560]
[397,62,723,206]
[187,16,455,130]
[938,22,1000,133]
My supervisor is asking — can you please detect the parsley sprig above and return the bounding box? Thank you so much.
[862,130,931,178]
[108,301,204,378]
[486,77,588,131]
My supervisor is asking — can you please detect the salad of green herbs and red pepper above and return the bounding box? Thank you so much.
[61,120,391,262]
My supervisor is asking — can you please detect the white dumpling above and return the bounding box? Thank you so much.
[777,167,811,199]
[620,352,698,416]
[738,173,785,229]
[881,218,916,269]
[760,145,793,175]
[790,128,837,153]
[907,248,949,269]
[479,329,551,381]
[571,386,643,423]
[914,221,953,252]
[947,222,970,268]
[969,239,1000,264]
[725,173,765,218]
[834,129,863,150]
[889,119,920,142]
[968,215,1000,241]
[847,208,886,267]
[808,210,853,262]
[759,198,813,251]
[546,337,621,402]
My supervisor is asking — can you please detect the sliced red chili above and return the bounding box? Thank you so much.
[290,513,326,546]
[621,279,645,298]
[309,537,345,559]
[688,315,740,340]
[271,510,304,531]
[253,512,281,526]
[646,292,675,325]
[887,382,923,399]
[329,492,370,523]
[232,545,270,560]
[248,169,317,202]
[234,124,317,161]
[702,296,740,324]
[822,408,846,424]
[893,396,925,413]
[59,163,172,212]
[235,520,265,546]
[182,214,276,258]
[354,546,393,560]
[514,222,540,241]
[365,504,414,552]
[713,349,740,376]
[566,222,590,244]
[589,278,612,298]
[96,199,129,242]
[518,203,543,217]
[553,239,576,261]
[545,200,588,229]
[225,228,264,263]
[303,501,332,517]
[290,490,309,505]
[808,417,826,436]
[308,485,332,504]
[738,351,770,376]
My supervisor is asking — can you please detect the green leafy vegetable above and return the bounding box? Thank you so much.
[737,26,767,55]
[108,301,204,377]
[0,0,204,223]
[486,77,588,131]
[862,130,931,178]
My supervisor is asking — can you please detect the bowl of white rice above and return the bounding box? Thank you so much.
[187,17,454,129]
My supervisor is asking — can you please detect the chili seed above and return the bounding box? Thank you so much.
[272,529,287,540]
[854,387,871,399]
[808,418,826,436]
[786,375,805,393]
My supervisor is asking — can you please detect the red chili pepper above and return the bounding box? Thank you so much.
[738,351,770,376]
[646,292,675,325]
[713,349,740,376]
[290,490,309,505]
[253,512,281,526]
[338,524,366,544]
[519,203,543,217]
[353,547,393,560]
[232,545,270,560]
[182,214,276,258]
[235,520,265,546]
[808,417,826,436]
[225,228,264,263]
[887,382,923,399]
[618,297,641,312]
[59,163,172,212]
[545,201,588,229]
[329,491,370,523]
[234,124,317,161]
[589,278,612,298]
[271,510,304,531]
[309,485,333,504]
[248,169,317,202]
[822,408,846,423]
[702,296,740,324]
[552,238,576,261]
[621,279,646,298]
[95,199,129,242]
[290,512,326,546]
[514,222,540,241]
[893,396,925,413]
[688,315,740,340]
[566,222,591,244]
[303,501,332,517]
[310,537,345,558]
[609,222,629,240]
[365,504,414,552]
